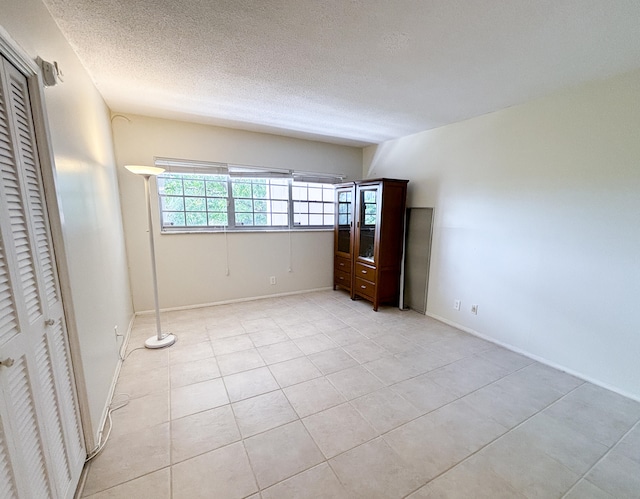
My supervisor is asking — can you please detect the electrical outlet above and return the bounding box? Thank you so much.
[454,300,461,311]
[270,276,276,285]
[471,304,478,315]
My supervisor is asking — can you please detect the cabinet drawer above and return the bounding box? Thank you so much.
[334,269,351,288]
[355,262,376,283]
[354,277,376,299]
[335,256,351,273]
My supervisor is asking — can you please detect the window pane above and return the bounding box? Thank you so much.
[309,214,323,225]
[254,200,268,212]
[163,212,185,226]
[309,202,323,214]
[185,197,205,211]
[364,190,376,203]
[254,213,268,225]
[339,214,348,225]
[308,187,322,201]
[159,177,184,195]
[294,201,308,214]
[186,212,207,226]
[232,180,252,198]
[161,196,184,211]
[324,214,335,226]
[272,200,288,213]
[235,199,253,212]
[325,203,335,214]
[253,181,268,199]
[207,198,227,211]
[322,187,334,202]
[292,185,307,200]
[271,213,288,225]
[294,213,308,225]
[206,180,228,196]
[235,212,253,225]
[184,178,205,196]
[208,213,228,226]
[270,184,288,199]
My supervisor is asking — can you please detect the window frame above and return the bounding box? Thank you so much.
[156,172,337,233]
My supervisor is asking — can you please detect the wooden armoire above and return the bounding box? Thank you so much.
[333,178,408,311]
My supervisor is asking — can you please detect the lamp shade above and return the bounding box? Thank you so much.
[125,165,165,176]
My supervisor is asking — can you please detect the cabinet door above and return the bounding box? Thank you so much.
[356,184,379,264]
[335,186,354,258]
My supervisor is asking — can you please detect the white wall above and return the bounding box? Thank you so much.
[1,1,133,442]
[364,70,640,400]
[112,114,362,311]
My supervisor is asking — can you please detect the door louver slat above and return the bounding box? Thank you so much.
[0,78,41,322]
[0,418,18,499]
[0,237,18,345]
[35,331,71,491]
[7,355,51,498]
[52,321,83,450]
[8,74,59,308]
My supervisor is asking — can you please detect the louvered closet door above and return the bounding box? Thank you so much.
[0,56,84,498]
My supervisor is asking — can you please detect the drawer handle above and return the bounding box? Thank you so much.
[339,263,344,266]
[360,285,366,289]
[361,270,367,273]
[339,277,344,280]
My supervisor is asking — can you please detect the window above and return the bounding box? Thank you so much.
[292,181,335,227]
[232,177,289,227]
[159,174,229,228]
[157,172,336,232]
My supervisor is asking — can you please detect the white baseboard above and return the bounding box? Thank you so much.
[91,312,135,448]
[135,287,334,315]
[425,311,640,403]
[75,313,134,498]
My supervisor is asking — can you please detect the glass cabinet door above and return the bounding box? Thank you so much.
[358,187,378,261]
[337,189,353,255]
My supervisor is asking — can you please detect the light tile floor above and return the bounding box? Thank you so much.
[81,290,640,498]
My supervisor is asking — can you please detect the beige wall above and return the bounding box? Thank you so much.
[112,114,363,311]
[364,70,640,400]
[1,1,133,441]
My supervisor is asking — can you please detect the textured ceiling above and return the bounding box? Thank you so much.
[42,0,640,146]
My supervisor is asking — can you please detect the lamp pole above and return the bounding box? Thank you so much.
[125,165,175,349]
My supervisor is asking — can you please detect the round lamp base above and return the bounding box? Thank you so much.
[144,333,176,349]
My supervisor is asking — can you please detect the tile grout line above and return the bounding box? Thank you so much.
[119,293,625,498]
[236,311,343,495]
[560,416,640,499]
[199,308,537,487]
[217,309,388,494]
[398,379,588,498]
[226,337,274,497]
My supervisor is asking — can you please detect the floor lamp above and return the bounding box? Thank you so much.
[125,165,176,349]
